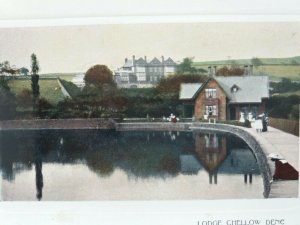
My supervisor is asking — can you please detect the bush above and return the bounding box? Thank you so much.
[37,98,53,118]
[244,119,251,128]
[266,95,299,119]
[16,88,32,108]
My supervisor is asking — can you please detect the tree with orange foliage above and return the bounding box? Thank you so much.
[84,65,115,88]
[156,74,206,93]
[216,66,244,76]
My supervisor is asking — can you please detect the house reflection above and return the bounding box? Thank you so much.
[180,132,260,185]
[194,133,227,185]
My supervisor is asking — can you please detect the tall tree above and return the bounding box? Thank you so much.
[176,57,197,75]
[31,53,40,113]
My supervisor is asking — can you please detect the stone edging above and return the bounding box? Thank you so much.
[190,122,272,198]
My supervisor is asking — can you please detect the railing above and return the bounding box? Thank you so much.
[268,117,299,136]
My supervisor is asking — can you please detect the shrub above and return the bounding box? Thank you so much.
[244,119,251,128]
[16,88,32,108]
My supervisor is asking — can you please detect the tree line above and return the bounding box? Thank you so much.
[1,56,299,121]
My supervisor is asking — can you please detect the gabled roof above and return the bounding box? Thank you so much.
[215,76,269,103]
[179,76,269,103]
[123,59,133,68]
[179,83,203,100]
[164,57,176,65]
[135,57,147,65]
[149,57,162,65]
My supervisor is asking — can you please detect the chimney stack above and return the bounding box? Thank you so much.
[249,65,253,75]
[144,56,147,62]
[161,56,165,63]
[208,66,212,77]
[125,58,128,63]
[244,65,249,75]
[132,55,135,65]
[213,66,217,76]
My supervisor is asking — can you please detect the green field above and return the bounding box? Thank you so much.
[8,78,65,104]
[194,56,300,81]
[194,56,300,66]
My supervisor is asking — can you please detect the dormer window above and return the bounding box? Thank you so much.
[231,84,239,93]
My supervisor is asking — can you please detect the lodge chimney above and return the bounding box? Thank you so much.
[125,58,128,63]
[144,56,147,62]
[161,56,164,63]
[208,66,212,77]
[132,55,135,64]
[213,66,217,76]
[244,65,249,75]
[249,65,253,75]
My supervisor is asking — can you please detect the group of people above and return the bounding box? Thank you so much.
[239,112,269,132]
[163,113,179,123]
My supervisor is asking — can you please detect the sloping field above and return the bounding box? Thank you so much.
[253,65,300,81]
[8,78,65,104]
[194,56,300,66]
[194,56,300,81]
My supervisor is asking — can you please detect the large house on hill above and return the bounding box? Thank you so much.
[114,55,177,88]
[180,76,269,120]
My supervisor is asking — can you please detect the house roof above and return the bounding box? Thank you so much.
[135,57,147,65]
[179,83,203,100]
[215,76,269,103]
[164,57,176,65]
[179,76,269,103]
[149,57,162,65]
[123,59,133,68]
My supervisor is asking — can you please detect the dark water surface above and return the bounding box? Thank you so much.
[0,129,263,200]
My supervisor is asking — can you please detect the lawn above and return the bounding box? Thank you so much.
[8,78,65,104]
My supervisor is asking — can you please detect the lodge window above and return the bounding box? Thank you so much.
[205,105,218,116]
[205,88,217,98]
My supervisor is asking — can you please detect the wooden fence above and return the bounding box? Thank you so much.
[269,117,299,136]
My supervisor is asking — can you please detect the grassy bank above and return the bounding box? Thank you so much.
[8,79,65,104]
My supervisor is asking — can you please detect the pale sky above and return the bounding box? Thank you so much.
[0,22,300,73]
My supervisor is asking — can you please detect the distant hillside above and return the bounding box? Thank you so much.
[193,56,300,81]
[194,56,300,66]
[40,73,79,81]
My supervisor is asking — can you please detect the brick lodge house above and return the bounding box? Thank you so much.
[180,76,269,120]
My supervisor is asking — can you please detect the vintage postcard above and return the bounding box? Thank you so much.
[0,21,298,202]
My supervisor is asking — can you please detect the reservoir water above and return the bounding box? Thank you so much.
[0,129,264,200]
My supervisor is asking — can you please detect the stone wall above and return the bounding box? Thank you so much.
[0,118,116,130]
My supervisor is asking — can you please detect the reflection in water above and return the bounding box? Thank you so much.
[195,133,227,185]
[35,152,43,201]
[0,130,263,200]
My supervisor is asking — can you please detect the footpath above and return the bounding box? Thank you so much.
[247,126,299,198]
